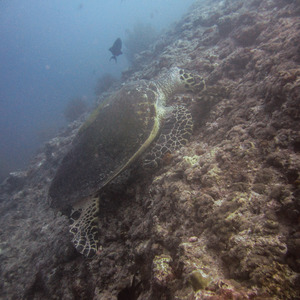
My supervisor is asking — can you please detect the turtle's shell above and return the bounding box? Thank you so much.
[49,81,160,210]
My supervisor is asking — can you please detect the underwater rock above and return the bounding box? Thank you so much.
[1,0,300,299]
[217,16,234,37]
[152,255,174,290]
[232,23,266,46]
[0,171,27,192]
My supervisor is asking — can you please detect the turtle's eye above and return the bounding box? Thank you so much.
[71,210,81,220]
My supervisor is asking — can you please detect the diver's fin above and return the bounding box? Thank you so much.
[142,104,193,169]
[69,196,99,258]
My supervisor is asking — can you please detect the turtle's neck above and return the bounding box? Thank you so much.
[155,67,185,101]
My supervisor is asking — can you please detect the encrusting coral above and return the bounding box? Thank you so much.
[0,0,299,299]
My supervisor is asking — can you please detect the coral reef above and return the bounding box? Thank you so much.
[0,0,299,299]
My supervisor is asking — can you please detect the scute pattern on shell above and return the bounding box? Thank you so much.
[49,81,158,210]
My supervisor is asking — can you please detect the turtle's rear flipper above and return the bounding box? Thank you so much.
[69,196,99,258]
[142,104,193,169]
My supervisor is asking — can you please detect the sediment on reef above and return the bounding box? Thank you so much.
[0,0,300,299]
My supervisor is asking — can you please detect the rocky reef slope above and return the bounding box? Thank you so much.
[1,0,299,299]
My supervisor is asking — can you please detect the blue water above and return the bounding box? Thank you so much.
[0,0,195,181]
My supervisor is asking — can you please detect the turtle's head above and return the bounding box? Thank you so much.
[157,67,206,98]
[178,68,206,93]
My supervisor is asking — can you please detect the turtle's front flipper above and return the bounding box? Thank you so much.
[69,196,99,258]
[142,104,193,169]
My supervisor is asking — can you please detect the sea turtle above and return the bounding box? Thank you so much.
[48,67,206,257]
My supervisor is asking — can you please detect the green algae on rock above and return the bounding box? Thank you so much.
[189,270,211,291]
